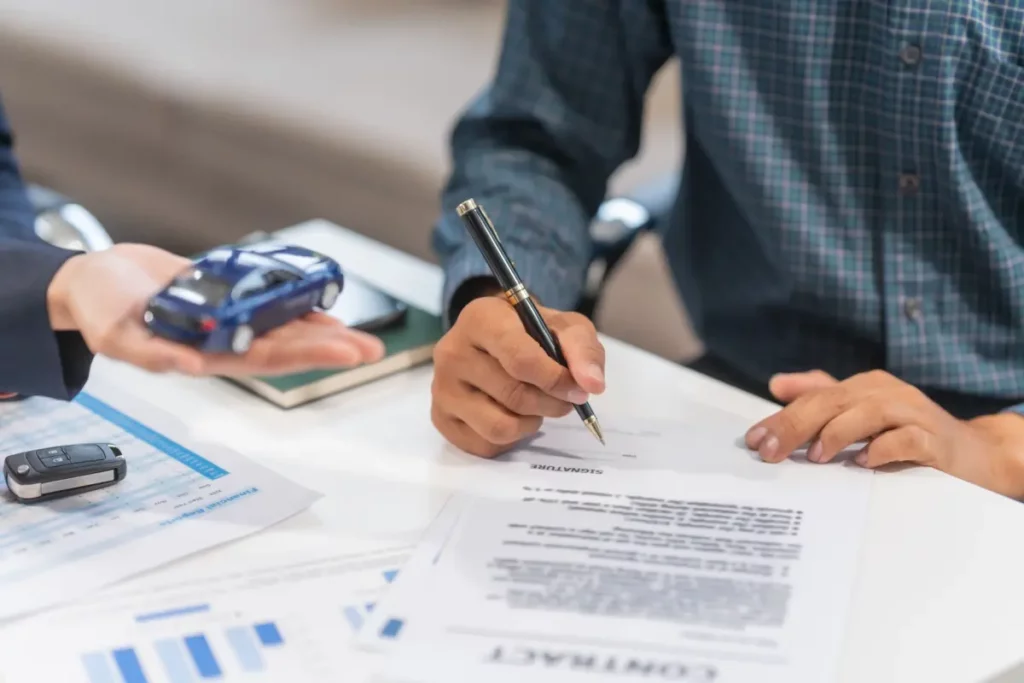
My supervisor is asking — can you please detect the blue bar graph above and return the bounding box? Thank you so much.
[254,622,283,647]
[343,605,364,631]
[155,639,194,683]
[136,604,211,624]
[112,648,149,683]
[225,626,263,673]
[183,635,222,678]
[82,621,290,682]
[81,652,118,683]
[380,619,404,639]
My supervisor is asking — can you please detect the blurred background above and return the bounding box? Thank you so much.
[0,0,701,362]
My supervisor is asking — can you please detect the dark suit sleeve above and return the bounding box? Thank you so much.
[0,100,94,399]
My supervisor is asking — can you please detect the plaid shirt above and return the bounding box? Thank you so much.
[434,1,1024,416]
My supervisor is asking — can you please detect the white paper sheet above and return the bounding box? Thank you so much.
[356,415,873,683]
[0,546,409,682]
[0,375,320,622]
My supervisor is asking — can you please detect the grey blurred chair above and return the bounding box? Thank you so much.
[27,184,113,252]
[578,171,680,319]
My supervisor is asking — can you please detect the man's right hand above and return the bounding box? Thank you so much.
[431,295,606,457]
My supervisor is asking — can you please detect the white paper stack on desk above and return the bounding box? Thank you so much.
[353,409,873,683]
[0,396,871,683]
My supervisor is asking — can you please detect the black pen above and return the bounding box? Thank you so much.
[456,198,605,445]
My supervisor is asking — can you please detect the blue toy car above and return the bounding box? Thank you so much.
[143,243,344,353]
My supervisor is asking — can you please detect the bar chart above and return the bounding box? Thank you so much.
[80,620,286,682]
[0,547,409,683]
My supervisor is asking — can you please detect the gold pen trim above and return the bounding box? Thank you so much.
[456,199,478,217]
[583,415,605,445]
[504,283,530,305]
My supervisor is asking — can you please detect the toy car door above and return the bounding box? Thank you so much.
[266,268,313,326]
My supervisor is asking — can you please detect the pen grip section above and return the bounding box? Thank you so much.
[516,299,567,367]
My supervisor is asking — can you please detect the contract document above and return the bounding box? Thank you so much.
[358,420,872,683]
[495,403,835,483]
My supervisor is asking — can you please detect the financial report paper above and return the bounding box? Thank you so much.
[358,429,873,683]
[0,377,319,622]
[0,545,409,682]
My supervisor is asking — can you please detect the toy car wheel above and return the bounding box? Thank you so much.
[231,325,254,354]
[320,281,341,309]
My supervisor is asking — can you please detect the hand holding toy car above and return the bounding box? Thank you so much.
[48,242,385,377]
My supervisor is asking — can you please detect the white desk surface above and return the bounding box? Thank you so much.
[88,219,1024,683]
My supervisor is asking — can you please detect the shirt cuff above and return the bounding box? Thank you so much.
[0,240,95,400]
[1004,402,1024,417]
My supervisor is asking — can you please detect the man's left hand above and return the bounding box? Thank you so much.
[745,369,1024,499]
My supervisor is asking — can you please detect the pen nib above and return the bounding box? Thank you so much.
[585,418,605,446]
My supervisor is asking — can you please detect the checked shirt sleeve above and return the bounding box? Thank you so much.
[433,0,674,326]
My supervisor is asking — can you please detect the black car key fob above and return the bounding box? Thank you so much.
[3,443,127,503]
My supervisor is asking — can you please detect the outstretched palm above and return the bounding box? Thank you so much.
[49,243,385,376]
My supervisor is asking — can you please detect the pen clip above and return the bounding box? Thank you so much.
[479,206,499,240]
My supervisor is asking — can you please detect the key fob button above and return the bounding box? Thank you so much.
[41,454,71,468]
[15,464,29,475]
[66,445,106,463]
[40,447,65,458]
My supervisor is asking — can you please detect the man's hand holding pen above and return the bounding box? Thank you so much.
[431,295,606,457]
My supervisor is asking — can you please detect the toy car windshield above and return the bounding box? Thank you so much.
[165,267,232,306]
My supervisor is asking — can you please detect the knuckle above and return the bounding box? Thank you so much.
[824,386,855,412]
[774,410,806,438]
[459,297,489,323]
[499,381,532,414]
[861,369,892,384]
[483,416,521,445]
[537,368,567,395]
[561,311,596,333]
[899,383,927,403]
[432,337,460,367]
[900,425,931,454]
[554,402,574,418]
[863,400,892,425]
[504,344,537,381]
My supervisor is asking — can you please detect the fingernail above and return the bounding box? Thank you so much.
[759,435,779,461]
[567,389,588,404]
[746,426,767,448]
[808,440,823,463]
[585,364,604,386]
[855,449,869,467]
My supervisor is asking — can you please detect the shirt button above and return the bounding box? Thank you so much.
[900,44,922,67]
[904,297,924,322]
[898,173,920,195]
